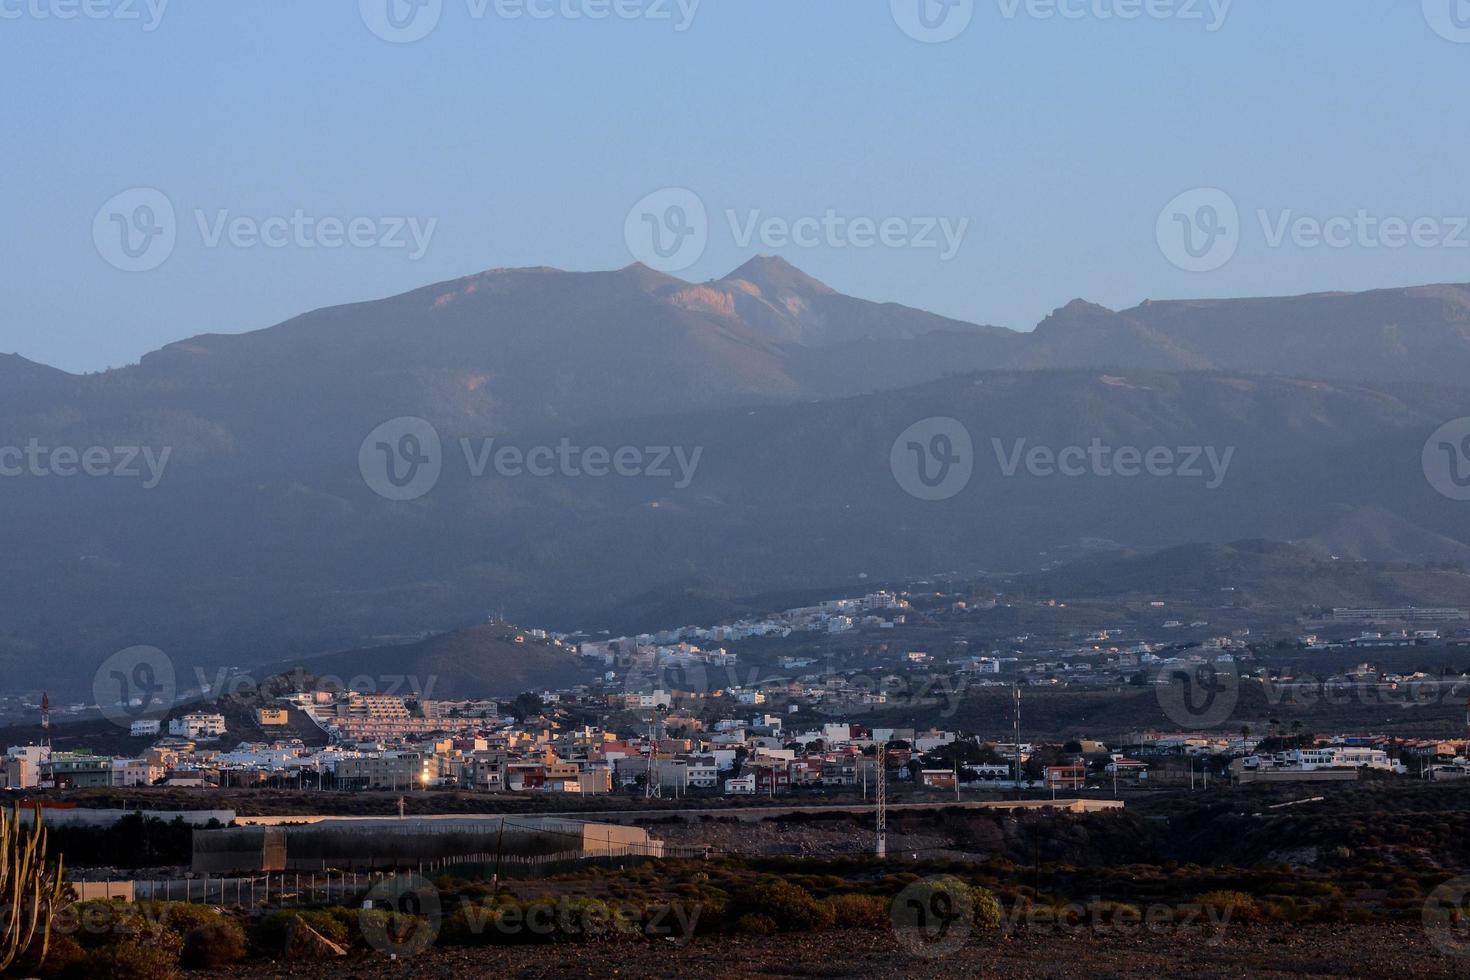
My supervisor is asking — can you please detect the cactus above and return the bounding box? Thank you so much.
[0,804,69,972]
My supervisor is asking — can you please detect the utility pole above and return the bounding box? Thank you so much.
[1013,684,1022,799]
[875,740,887,859]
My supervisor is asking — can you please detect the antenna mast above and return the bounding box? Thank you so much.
[875,740,887,859]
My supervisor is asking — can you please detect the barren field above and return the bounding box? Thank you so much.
[210,924,1464,979]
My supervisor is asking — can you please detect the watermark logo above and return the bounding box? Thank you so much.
[729,210,969,261]
[1425,876,1470,956]
[1423,418,1470,502]
[361,873,441,957]
[1161,188,1470,272]
[360,0,443,42]
[359,418,705,500]
[619,652,709,704]
[891,876,974,959]
[891,417,974,501]
[812,669,969,719]
[93,646,176,728]
[625,188,971,271]
[993,438,1234,489]
[1157,188,1239,273]
[360,417,443,502]
[996,0,1231,31]
[1155,658,1239,728]
[94,188,437,272]
[892,0,974,43]
[0,440,171,487]
[1258,209,1469,251]
[625,187,708,273]
[1423,0,1470,43]
[93,188,176,273]
[0,0,169,29]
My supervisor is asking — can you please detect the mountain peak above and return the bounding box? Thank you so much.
[722,256,834,295]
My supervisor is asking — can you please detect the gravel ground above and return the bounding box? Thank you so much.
[210,923,1465,979]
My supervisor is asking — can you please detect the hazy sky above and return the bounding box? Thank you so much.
[4,0,1469,373]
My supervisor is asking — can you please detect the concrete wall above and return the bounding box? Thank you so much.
[71,881,135,902]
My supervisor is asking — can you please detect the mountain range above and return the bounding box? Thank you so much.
[4,258,1469,693]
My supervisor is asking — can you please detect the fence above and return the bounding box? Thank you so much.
[72,842,709,905]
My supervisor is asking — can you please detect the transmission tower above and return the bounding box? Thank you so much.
[875,740,887,859]
[645,708,664,800]
[1013,684,1022,799]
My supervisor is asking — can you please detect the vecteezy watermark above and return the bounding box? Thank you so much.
[891,420,1233,500]
[93,646,176,728]
[891,877,975,959]
[454,896,702,943]
[360,0,700,43]
[1159,187,1470,273]
[996,896,1233,945]
[993,437,1235,489]
[995,0,1231,31]
[1423,418,1470,502]
[812,669,970,719]
[1155,658,1240,728]
[1423,0,1470,43]
[193,666,440,707]
[1257,210,1470,251]
[891,0,975,43]
[1425,875,1470,957]
[359,417,704,501]
[1259,674,1470,711]
[93,188,437,272]
[625,188,708,273]
[361,873,442,958]
[891,417,975,501]
[0,0,168,30]
[624,187,971,273]
[0,440,171,487]
[1156,188,1240,273]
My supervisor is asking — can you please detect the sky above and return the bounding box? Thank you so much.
[3,0,1469,374]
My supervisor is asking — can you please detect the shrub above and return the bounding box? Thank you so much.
[971,886,1002,929]
[180,919,248,968]
[1194,891,1262,925]
[826,893,889,930]
[728,880,835,933]
[734,913,778,936]
[13,932,84,979]
[70,928,183,980]
[356,908,433,955]
[254,907,351,953]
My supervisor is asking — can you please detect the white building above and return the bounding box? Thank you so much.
[130,719,161,737]
[112,758,163,787]
[724,774,756,795]
[168,712,227,739]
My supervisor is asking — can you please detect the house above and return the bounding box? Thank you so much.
[256,708,290,727]
[169,713,227,739]
[724,774,756,795]
[919,769,957,790]
[686,757,719,790]
[112,758,163,787]
[129,719,161,737]
[1043,764,1087,791]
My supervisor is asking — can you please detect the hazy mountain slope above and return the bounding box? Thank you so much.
[4,368,1467,693]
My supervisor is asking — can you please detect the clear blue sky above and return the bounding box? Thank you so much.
[3,0,1468,373]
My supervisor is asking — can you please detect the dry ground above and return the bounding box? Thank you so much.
[212,923,1465,979]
